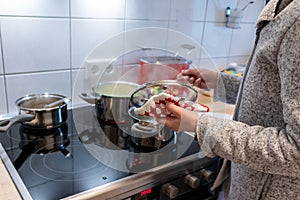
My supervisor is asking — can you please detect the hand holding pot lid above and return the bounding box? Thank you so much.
[133,93,209,119]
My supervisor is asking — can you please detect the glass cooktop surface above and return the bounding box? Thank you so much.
[0,106,199,200]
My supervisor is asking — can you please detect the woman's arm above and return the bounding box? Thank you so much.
[196,19,300,177]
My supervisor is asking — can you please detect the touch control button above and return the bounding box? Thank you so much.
[184,174,200,189]
[161,183,179,199]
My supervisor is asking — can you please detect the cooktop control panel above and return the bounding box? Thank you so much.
[122,161,219,200]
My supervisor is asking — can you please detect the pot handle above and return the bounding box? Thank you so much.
[130,123,157,138]
[79,93,98,104]
[45,98,71,108]
[0,114,34,132]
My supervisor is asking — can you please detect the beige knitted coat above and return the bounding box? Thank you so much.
[196,0,300,199]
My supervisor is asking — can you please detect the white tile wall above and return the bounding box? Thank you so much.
[6,71,71,113]
[206,0,238,22]
[125,20,169,31]
[0,0,69,17]
[1,17,70,74]
[199,57,229,71]
[0,0,265,116]
[228,56,250,66]
[71,69,82,105]
[0,76,7,115]
[126,0,171,20]
[201,22,232,58]
[71,69,92,107]
[71,19,124,69]
[229,23,256,56]
[0,39,3,74]
[238,0,265,23]
[71,0,125,18]
[169,21,204,45]
[170,0,207,21]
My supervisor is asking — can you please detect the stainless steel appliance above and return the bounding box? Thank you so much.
[0,105,222,200]
[0,93,70,131]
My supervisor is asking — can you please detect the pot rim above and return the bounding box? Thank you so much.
[140,55,192,65]
[128,106,159,125]
[15,93,69,111]
[92,81,141,98]
[130,80,199,108]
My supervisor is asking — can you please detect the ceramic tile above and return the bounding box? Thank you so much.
[122,27,169,52]
[0,76,7,116]
[169,21,204,46]
[228,56,250,66]
[170,0,207,21]
[71,0,125,18]
[6,71,71,113]
[206,0,238,22]
[0,0,69,17]
[125,20,169,31]
[71,19,124,69]
[126,0,171,20]
[198,57,229,71]
[229,23,256,56]
[2,17,70,74]
[237,0,265,23]
[121,27,202,61]
[0,39,3,75]
[201,22,232,58]
[71,69,90,108]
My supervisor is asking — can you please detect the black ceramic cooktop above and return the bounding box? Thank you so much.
[0,106,199,200]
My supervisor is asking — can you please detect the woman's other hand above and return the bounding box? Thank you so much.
[179,68,218,90]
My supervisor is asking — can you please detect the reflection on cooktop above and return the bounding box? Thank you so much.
[1,106,199,200]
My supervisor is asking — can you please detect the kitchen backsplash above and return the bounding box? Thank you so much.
[0,0,264,117]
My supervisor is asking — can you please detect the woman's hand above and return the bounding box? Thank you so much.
[158,102,199,132]
[178,68,218,90]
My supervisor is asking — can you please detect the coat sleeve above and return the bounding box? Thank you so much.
[196,19,300,178]
[213,72,242,104]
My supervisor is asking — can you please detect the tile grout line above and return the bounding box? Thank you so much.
[0,21,9,114]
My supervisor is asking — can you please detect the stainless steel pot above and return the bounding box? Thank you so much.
[127,80,199,149]
[128,107,175,150]
[126,135,178,172]
[80,81,140,123]
[0,93,70,131]
[130,122,174,150]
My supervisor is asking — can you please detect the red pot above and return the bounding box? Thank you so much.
[138,56,191,84]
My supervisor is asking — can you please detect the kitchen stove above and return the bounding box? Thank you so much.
[0,105,222,200]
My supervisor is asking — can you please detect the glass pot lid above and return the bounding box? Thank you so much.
[73,27,214,102]
[72,27,225,173]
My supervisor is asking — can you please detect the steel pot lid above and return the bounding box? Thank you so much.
[15,93,70,111]
[72,27,223,173]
